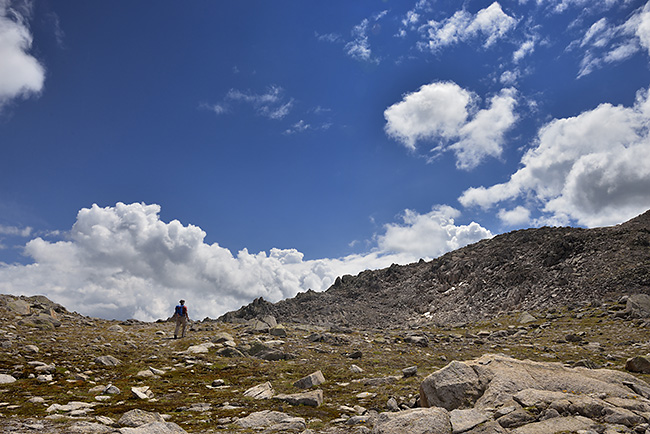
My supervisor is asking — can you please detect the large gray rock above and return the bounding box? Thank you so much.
[372,407,451,434]
[422,354,650,411]
[118,422,187,434]
[235,410,296,428]
[6,299,31,315]
[67,421,115,433]
[118,409,166,427]
[18,313,61,329]
[419,360,482,410]
[624,293,650,318]
[417,353,650,433]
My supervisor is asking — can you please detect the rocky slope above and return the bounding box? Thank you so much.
[220,210,650,329]
[1,293,650,433]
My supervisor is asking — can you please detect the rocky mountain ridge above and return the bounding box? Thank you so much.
[221,209,650,329]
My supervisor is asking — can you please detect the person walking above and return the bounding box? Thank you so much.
[173,299,189,339]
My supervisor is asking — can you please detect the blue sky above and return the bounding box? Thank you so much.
[1,0,649,320]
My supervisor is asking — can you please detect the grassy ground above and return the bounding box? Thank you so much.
[0,299,648,432]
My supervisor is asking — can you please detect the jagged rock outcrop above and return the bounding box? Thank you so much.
[220,209,650,329]
[411,354,650,434]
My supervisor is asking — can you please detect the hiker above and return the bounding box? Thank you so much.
[173,299,189,339]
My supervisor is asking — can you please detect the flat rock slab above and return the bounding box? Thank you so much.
[46,401,96,413]
[243,382,274,399]
[510,415,598,434]
[67,421,115,433]
[421,353,650,413]
[118,409,166,427]
[274,389,323,407]
[235,410,297,429]
[118,422,187,434]
[450,408,489,434]
[373,407,451,434]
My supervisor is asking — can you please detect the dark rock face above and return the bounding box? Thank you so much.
[220,210,650,329]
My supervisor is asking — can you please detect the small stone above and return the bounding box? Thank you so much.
[565,333,583,343]
[274,389,323,407]
[104,384,120,395]
[0,374,16,384]
[36,374,53,382]
[243,382,274,399]
[293,370,326,389]
[518,312,537,324]
[270,325,287,337]
[94,355,121,367]
[350,364,364,373]
[625,356,650,374]
[402,366,417,377]
[149,367,165,376]
[131,386,154,400]
[386,397,400,412]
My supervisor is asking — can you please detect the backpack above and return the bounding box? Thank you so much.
[175,305,186,317]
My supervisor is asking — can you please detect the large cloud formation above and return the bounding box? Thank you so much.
[460,87,650,228]
[0,202,490,321]
[575,2,650,77]
[0,0,45,107]
[384,81,517,170]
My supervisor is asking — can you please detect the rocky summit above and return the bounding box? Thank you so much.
[221,209,650,329]
[0,211,650,433]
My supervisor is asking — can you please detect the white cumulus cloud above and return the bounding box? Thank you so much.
[0,0,45,108]
[460,87,650,228]
[384,82,517,170]
[421,2,516,51]
[378,206,492,258]
[498,206,531,226]
[0,202,491,321]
